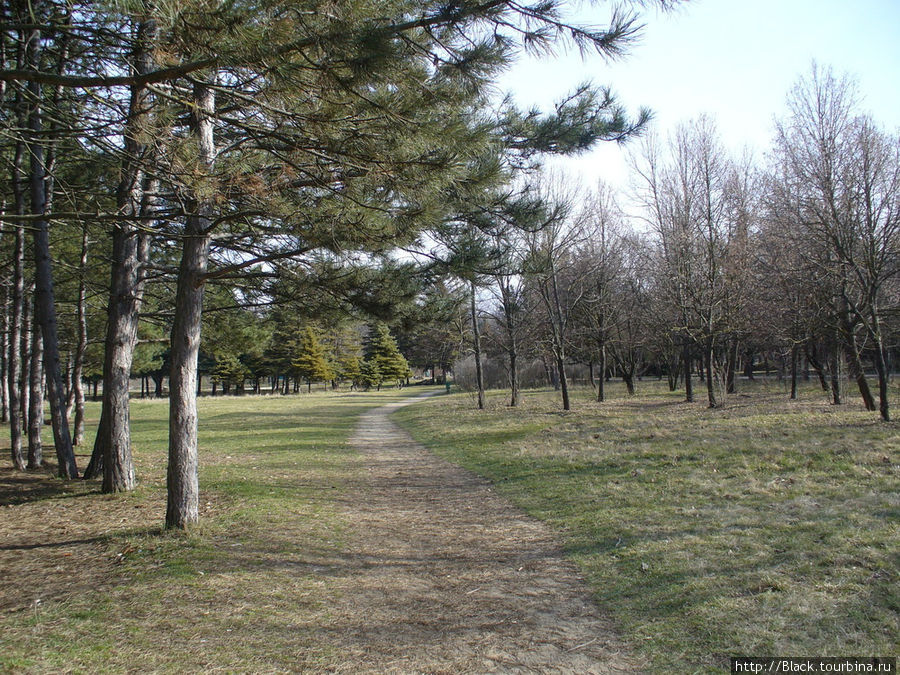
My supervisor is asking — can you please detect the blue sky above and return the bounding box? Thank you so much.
[498,0,900,189]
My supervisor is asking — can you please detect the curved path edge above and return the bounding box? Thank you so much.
[320,392,641,674]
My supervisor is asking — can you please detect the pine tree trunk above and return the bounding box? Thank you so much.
[8,152,26,471]
[83,412,105,479]
[88,17,157,491]
[166,80,214,530]
[1,283,9,424]
[470,282,485,410]
[27,326,43,469]
[25,13,77,478]
[20,284,31,437]
[70,224,88,445]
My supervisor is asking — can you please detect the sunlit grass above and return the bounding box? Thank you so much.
[0,388,422,673]
[394,380,900,673]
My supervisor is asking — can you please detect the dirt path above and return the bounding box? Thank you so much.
[322,393,640,674]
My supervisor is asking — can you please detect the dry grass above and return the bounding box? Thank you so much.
[394,379,900,673]
[0,390,414,673]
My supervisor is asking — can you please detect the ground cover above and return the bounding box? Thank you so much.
[0,389,416,673]
[393,380,900,673]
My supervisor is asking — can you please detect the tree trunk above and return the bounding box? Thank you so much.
[166,79,215,530]
[704,339,717,408]
[830,336,843,405]
[71,223,88,445]
[27,326,43,469]
[743,350,754,380]
[82,412,105,479]
[1,284,9,424]
[541,354,558,390]
[790,343,799,400]
[26,16,77,478]
[597,346,607,403]
[805,343,830,392]
[499,282,519,408]
[539,261,570,411]
[87,17,157,490]
[20,283,31,438]
[508,345,519,407]
[8,148,26,471]
[470,281,485,410]
[843,329,876,411]
[622,369,635,396]
[870,314,890,422]
[556,352,570,410]
[725,339,738,394]
[683,344,694,403]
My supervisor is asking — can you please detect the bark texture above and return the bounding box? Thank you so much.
[88,18,157,490]
[166,80,215,529]
[25,7,77,478]
[26,325,43,469]
[470,282,485,410]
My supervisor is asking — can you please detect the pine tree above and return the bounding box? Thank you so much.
[366,324,410,388]
[358,359,382,391]
[293,326,334,392]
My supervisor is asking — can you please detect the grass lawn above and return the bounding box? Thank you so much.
[394,380,899,673]
[0,388,423,673]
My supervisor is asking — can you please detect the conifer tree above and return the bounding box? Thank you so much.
[293,326,334,392]
[337,355,363,390]
[358,359,382,391]
[366,324,410,388]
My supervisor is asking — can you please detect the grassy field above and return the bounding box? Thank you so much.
[394,380,899,673]
[0,389,421,673]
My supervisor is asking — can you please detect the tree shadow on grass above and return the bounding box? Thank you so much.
[0,467,99,506]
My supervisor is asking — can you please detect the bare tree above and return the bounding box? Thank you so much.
[525,181,589,411]
[775,64,899,420]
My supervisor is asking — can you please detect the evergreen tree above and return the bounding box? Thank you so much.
[293,326,334,392]
[337,355,363,390]
[366,324,410,388]
[358,359,382,391]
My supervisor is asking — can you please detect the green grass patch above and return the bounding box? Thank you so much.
[394,381,900,673]
[0,388,427,673]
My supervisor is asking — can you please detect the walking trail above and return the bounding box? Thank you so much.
[322,393,641,674]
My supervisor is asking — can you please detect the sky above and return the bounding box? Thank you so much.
[497,0,900,192]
